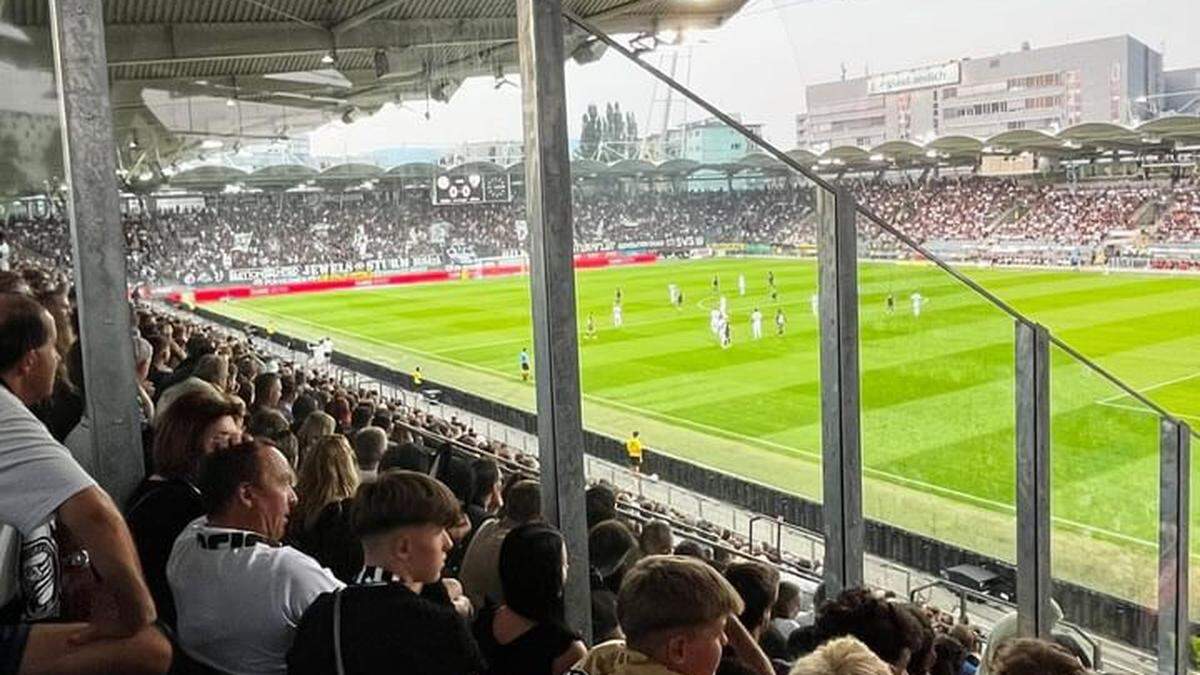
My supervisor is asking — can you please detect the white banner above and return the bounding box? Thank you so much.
[868,62,960,95]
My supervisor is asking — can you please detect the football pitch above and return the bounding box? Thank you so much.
[210,258,1200,602]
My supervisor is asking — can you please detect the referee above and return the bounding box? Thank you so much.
[625,431,644,473]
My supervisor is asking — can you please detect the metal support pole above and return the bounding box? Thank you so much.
[49,0,144,504]
[516,0,592,641]
[1015,320,1051,638]
[817,186,864,592]
[1158,419,1190,675]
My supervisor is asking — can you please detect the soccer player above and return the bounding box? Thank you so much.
[721,320,732,349]
[775,308,786,336]
[519,347,531,382]
[770,286,779,303]
[625,431,644,473]
[911,291,925,317]
[750,307,763,340]
[675,288,684,309]
[667,283,677,305]
[718,295,728,316]
[737,273,746,296]
[709,308,722,335]
[586,313,597,339]
[615,287,623,306]
[886,293,895,314]
[810,292,819,317]
[612,302,623,328]
[711,274,719,294]
[767,270,775,287]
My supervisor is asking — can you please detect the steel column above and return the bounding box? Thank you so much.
[817,186,864,592]
[516,0,592,640]
[1158,419,1190,675]
[1015,320,1051,638]
[49,0,144,504]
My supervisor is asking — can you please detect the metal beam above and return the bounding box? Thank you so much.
[1015,320,1051,638]
[817,185,864,592]
[331,0,408,35]
[516,0,592,642]
[1158,419,1190,675]
[49,0,145,503]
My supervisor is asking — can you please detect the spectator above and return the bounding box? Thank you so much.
[289,393,319,433]
[351,426,387,482]
[473,522,587,675]
[288,434,362,582]
[949,624,979,675]
[813,588,927,673]
[585,484,618,529]
[168,440,343,675]
[989,638,1086,675]
[126,386,244,626]
[460,478,542,609]
[286,470,486,675]
[295,410,336,466]
[720,562,780,675]
[589,519,638,594]
[977,601,1062,675]
[253,372,282,415]
[931,634,968,675]
[639,519,674,556]
[574,555,749,675]
[248,407,299,468]
[769,581,804,642]
[0,293,171,674]
[787,636,892,675]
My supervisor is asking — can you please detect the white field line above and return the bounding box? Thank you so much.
[1096,370,1200,405]
[225,303,1160,551]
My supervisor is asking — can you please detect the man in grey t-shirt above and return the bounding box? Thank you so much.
[0,293,170,675]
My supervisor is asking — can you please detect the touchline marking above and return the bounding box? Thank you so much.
[1096,370,1200,405]
[1095,400,1200,424]
[225,303,1160,550]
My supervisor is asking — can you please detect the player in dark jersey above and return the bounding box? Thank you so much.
[886,293,895,314]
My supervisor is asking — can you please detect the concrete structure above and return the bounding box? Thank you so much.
[646,115,763,164]
[799,35,1167,151]
[1163,67,1200,114]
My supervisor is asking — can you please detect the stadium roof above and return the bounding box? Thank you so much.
[0,0,749,184]
[155,115,1200,191]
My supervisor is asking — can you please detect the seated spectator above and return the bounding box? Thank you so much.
[787,636,891,675]
[253,372,282,415]
[0,292,171,674]
[379,440,433,473]
[720,562,780,675]
[585,484,617,529]
[931,634,968,675]
[154,353,226,424]
[949,624,979,675]
[460,478,542,609]
[289,394,318,434]
[295,410,336,467]
[768,581,803,643]
[589,519,637,594]
[286,470,485,675]
[288,434,362,582]
[168,440,343,675]
[813,588,926,673]
[674,539,715,564]
[351,426,386,482]
[639,519,674,556]
[126,387,243,627]
[977,601,1062,675]
[899,603,935,675]
[989,638,1087,675]
[473,522,586,675]
[248,408,299,468]
[574,555,750,675]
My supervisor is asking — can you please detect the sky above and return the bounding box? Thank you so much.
[310,0,1200,156]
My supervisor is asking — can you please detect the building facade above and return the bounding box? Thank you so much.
[797,35,1166,151]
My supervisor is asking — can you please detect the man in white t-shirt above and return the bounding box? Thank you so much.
[0,233,10,272]
[0,293,171,675]
[168,439,343,675]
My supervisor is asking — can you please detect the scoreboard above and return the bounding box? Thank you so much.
[432,173,512,205]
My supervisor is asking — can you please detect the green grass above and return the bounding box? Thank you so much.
[210,258,1200,603]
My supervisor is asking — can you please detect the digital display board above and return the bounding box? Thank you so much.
[432,173,512,205]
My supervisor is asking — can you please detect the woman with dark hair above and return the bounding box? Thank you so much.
[473,522,586,675]
[126,387,244,626]
[813,588,927,674]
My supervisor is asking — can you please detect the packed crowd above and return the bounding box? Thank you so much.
[0,256,1108,675]
[3,177,1196,286]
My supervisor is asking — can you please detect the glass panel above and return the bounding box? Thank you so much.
[566,40,826,580]
[856,215,1018,568]
[1050,345,1161,661]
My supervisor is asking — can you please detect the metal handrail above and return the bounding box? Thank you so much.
[560,9,1198,441]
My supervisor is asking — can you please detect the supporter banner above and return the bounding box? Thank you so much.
[574,236,705,253]
[232,232,253,251]
[227,258,409,283]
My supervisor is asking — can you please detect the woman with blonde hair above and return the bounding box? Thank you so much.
[295,410,336,468]
[288,433,362,581]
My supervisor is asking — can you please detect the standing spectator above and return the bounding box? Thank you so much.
[351,426,387,483]
[126,387,243,627]
[639,519,674,556]
[473,522,587,675]
[168,440,343,675]
[460,478,542,609]
[0,293,171,674]
[788,636,892,675]
[288,434,362,582]
[720,562,780,675]
[989,638,1086,675]
[253,372,282,415]
[813,588,927,674]
[286,470,486,675]
[295,410,336,467]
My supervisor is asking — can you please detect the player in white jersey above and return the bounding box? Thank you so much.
[612,302,623,327]
[668,283,678,305]
[718,295,728,316]
[737,274,746,296]
[709,308,721,335]
[750,308,763,340]
[911,292,925,317]
[810,293,819,317]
